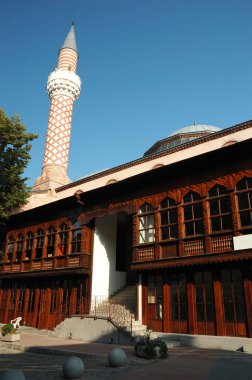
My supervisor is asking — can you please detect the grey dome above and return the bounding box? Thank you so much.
[170,124,221,136]
[144,123,222,157]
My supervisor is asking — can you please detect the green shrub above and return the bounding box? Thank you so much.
[135,336,168,359]
[1,323,16,336]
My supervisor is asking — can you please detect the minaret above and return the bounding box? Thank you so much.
[33,23,81,191]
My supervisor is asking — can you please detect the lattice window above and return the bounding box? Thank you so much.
[160,197,178,240]
[138,203,155,243]
[183,191,204,236]
[208,184,232,232]
[236,177,252,228]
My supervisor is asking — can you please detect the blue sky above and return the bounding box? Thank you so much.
[1,0,251,186]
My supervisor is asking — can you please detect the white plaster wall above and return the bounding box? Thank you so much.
[233,234,252,250]
[91,214,126,298]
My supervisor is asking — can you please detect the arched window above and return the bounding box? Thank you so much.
[71,220,82,253]
[183,191,203,236]
[236,177,252,228]
[160,197,178,240]
[36,229,45,259]
[25,231,34,260]
[7,235,15,261]
[47,226,56,257]
[16,233,24,261]
[138,203,155,243]
[208,184,232,232]
[58,223,69,255]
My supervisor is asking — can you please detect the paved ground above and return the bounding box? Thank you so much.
[1,333,252,380]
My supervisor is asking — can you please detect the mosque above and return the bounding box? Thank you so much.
[1,24,252,339]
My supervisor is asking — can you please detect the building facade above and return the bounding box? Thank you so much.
[1,25,252,338]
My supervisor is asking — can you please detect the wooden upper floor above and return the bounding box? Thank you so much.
[1,138,252,275]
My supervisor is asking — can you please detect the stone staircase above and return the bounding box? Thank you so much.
[89,285,147,337]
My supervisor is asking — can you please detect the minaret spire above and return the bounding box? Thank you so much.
[33,24,81,191]
[61,21,78,53]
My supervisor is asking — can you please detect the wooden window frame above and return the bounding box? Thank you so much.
[236,177,252,229]
[138,203,155,244]
[7,235,15,262]
[160,197,178,241]
[183,192,204,237]
[25,231,34,260]
[208,185,233,233]
[58,223,69,255]
[16,233,24,261]
[46,226,56,257]
[36,229,45,259]
[71,221,82,254]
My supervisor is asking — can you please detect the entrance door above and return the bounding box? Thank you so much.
[147,275,163,331]
[221,269,247,337]
[194,271,216,335]
[37,290,47,329]
[26,290,36,327]
[170,273,188,333]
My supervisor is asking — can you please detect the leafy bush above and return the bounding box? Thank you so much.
[135,336,168,359]
[1,323,16,336]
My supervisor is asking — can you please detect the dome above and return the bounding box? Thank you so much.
[144,123,222,157]
[169,124,221,136]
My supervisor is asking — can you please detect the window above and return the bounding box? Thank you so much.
[147,275,163,320]
[160,197,178,240]
[194,271,215,322]
[236,177,252,228]
[71,221,82,253]
[138,203,155,243]
[58,223,69,255]
[183,191,204,236]
[208,184,232,232]
[16,233,24,261]
[7,236,15,261]
[36,229,45,259]
[221,269,246,323]
[25,231,34,260]
[46,226,56,257]
[170,273,187,321]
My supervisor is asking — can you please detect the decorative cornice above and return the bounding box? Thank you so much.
[56,120,252,193]
[47,69,81,100]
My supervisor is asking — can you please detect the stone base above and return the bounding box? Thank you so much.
[2,333,20,342]
[33,164,70,191]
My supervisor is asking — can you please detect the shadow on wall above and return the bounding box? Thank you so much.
[53,317,132,345]
[95,213,126,296]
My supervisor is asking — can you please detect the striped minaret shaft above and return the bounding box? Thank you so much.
[33,23,81,191]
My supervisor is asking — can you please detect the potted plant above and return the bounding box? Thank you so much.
[1,323,20,342]
[135,328,168,359]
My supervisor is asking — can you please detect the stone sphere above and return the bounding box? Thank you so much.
[63,356,85,379]
[108,348,127,367]
[1,369,26,380]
